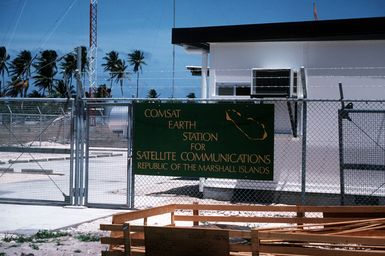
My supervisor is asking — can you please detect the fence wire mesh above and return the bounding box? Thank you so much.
[85,102,129,206]
[0,99,73,203]
[339,106,385,205]
[1,98,385,209]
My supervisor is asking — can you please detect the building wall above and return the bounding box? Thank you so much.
[209,40,385,100]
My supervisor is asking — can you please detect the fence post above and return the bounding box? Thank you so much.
[338,109,345,205]
[300,67,307,205]
[72,46,86,206]
[127,102,134,208]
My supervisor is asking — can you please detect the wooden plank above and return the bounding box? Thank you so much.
[259,245,385,256]
[255,217,385,232]
[229,230,252,238]
[175,203,301,212]
[101,237,125,245]
[174,215,369,224]
[102,251,125,256]
[258,232,385,246]
[144,226,229,256]
[129,226,145,232]
[131,247,146,256]
[230,252,253,256]
[251,230,259,256]
[100,224,124,231]
[131,238,145,247]
[324,212,385,218]
[112,204,176,224]
[123,223,130,256]
[175,204,385,213]
[229,244,252,252]
[193,201,199,226]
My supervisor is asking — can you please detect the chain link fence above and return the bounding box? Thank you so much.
[0,99,73,204]
[0,99,384,208]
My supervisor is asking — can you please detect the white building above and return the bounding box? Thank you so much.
[173,17,385,100]
[172,17,385,204]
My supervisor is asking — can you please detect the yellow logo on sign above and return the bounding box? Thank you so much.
[225,109,268,141]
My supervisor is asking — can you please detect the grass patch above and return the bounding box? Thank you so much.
[2,234,32,243]
[76,233,100,242]
[29,243,39,250]
[1,230,69,244]
[0,252,6,256]
[34,230,68,239]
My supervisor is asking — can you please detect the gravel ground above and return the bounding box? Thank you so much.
[0,216,111,256]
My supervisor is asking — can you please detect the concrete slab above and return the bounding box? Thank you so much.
[0,203,127,235]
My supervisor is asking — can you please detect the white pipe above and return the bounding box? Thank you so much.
[201,51,209,99]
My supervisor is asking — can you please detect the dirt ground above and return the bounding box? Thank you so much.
[0,216,111,256]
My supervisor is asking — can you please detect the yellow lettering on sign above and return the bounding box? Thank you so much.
[182,132,218,142]
[144,108,181,118]
[168,120,197,129]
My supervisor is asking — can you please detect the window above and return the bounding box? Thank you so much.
[216,83,251,96]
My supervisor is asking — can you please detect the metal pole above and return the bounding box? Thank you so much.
[79,100,85,205]
[300,67,307,205]
[127,103,134,208]
[201,51,208,99]
[84,102,90,205]
[74,46,83,206]
[338,109,345,205]
[69,100,75,205]
[37,106,42,147]
[171,0,176,98]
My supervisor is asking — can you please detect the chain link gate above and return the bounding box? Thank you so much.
[0,99,73,205]
[84,100,132,208]
[339,106,385,205]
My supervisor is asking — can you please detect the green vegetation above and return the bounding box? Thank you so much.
[76,233,100,242]
[34,230,68,239]
[0,45,147,98]
[147,88,160,98]
[29,243,39,250]
[1,230,68,244]
[128,50,146,98]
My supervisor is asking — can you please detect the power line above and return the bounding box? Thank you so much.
[39,0,79,49]
[6,0,27,49]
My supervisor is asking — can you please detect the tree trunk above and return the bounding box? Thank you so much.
[136,72,139,98]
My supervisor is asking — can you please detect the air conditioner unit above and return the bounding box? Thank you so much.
[251,68,297,98]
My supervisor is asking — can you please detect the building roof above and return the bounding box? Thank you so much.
[172,17,385,51]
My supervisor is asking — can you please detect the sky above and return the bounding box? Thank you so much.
[1,0,385,98]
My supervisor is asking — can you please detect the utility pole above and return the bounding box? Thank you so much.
[89,0,98,96]
[171,0,176,98]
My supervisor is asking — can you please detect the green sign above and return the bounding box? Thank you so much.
[133,102,274,180]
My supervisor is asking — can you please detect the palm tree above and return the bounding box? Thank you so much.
[114,59,127,96]
[60,53,76,89]
[102,51,127,96]
[186,92,196,98]
[93,84,111,98]
[53,79,75,98]
[0,46,10,96]
[28,89,44,98]
[33,50,58,96]
[102,51,120,89]
[147,88,160,98]
[8,50,33,97]
[79,46,88,84]
[128,50,146,98]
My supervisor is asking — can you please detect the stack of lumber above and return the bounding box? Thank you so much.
[256,218,385,255]
[100,203,385,256]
